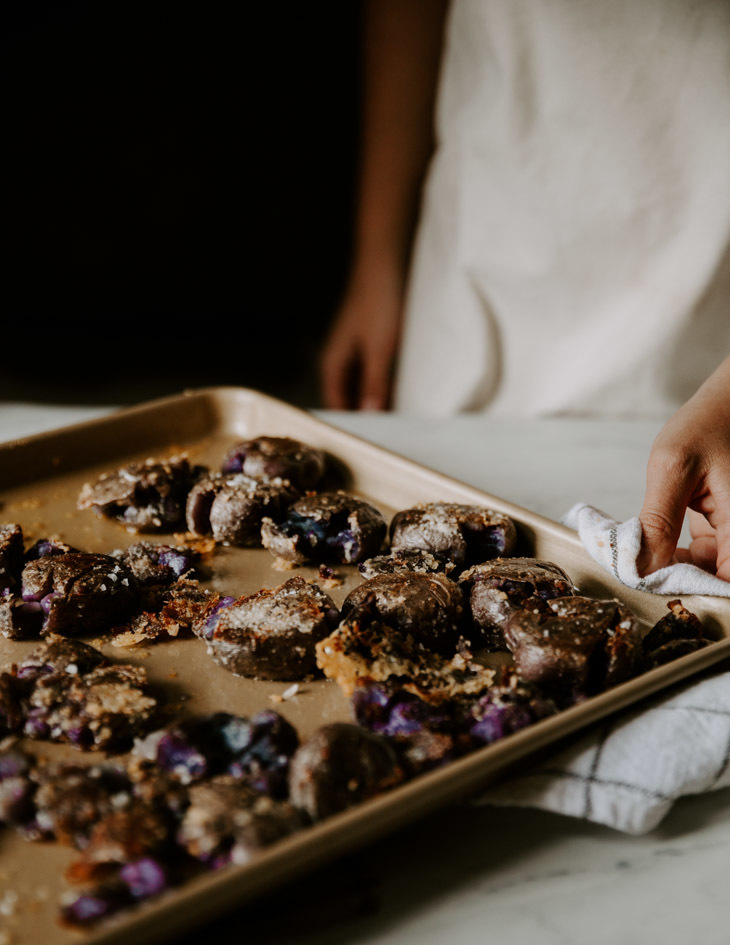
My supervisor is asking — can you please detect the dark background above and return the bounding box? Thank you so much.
[2,2,361,406]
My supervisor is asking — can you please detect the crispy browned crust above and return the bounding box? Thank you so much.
[203,576,338,680]
[315,616,494,705]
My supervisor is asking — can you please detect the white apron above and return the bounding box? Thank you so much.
[394,0,730,418]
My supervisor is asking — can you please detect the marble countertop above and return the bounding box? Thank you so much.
[0,401,725,945]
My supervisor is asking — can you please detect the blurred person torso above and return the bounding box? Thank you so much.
[394,0,730,418]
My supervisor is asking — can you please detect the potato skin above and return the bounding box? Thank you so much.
[288,722,404,820]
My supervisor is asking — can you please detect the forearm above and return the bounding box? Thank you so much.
[351,0,449,280]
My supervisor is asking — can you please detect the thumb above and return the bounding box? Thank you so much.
[637,448,698,575]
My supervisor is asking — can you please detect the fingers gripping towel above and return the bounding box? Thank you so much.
[476,669,730,834]
[562,503,730,597]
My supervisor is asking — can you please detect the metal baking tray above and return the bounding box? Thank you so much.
[2,386,730,945]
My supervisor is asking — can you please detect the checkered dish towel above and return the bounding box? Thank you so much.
[476,504,730,834]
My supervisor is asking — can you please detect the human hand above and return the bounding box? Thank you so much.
[638,356,730,579]
[320,265,404,410]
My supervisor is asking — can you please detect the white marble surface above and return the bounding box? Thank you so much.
[0,402,725,945]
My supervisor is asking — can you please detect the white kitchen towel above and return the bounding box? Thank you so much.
[476,668,730,834]
[562,503,730,597]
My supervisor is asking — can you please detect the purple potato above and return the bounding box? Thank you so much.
[260,491,386,565]
[25,538,78,561]
[469,674,557,744]
[186,473,299,546]
[33,762,133,846]
[24,652,156,751]
[16,636,107,681]
[78,455,205,532]
[504,596,642,699]
[178,775,303,867]
[61,884,135,927]
[200,576,339,680]
[642,599,706,653]
[641,600,709,669]
[21,552,138,636]
[116,541,199,587]
[0,593,44,640]
[112,578,219,647]
[134,710,299,798]
[351,683,467,774]
[389,502,517,569]
[222,436,326,490]
[458,557,576,650]
[288,722,404,820]
[341,571,467,655]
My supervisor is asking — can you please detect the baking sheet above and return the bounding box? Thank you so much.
[1,386,729,945]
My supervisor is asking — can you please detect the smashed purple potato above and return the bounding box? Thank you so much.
[186,472,299,546]
[61,860,170,928]
[222,436,326,491]
[316,574,496,704]
[115,540,199,589]
[458,557,576,650]
[1,638,157,751]
[504,596,642,701]
[14,637,157,750]
[341,571,468,655]
[0,525,63,640]
[0,595,48,641]
[178,776,304,868]
[17,635,106,680]
[196,576,340,680]
[25,537,79,561]
[469,674,557,743]
[0,530,204,642]
[53,764,188,927]
[26,668,157,752]
[1,637,108,740]
[288,722,404,821]
[78,455,205,533]
[642,599,709,669]
[389,502,517,570]
[18,552,138,638]
[352,674,557,774]
[0,528,84,639]
[260,491,387,566]
[134,709,299,798]
[33,761,134,845]
[351,683,469,774]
